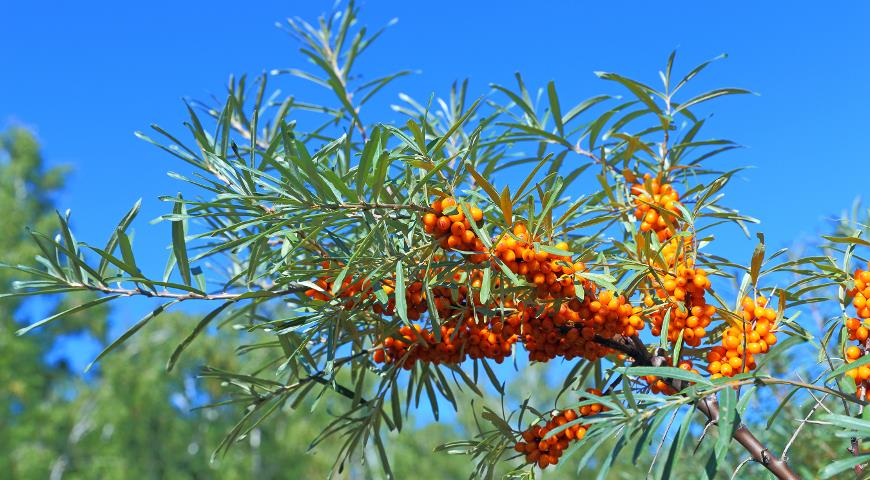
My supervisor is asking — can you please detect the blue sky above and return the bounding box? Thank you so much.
[4,1,870,369]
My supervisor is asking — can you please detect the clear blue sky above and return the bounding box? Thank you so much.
[4,1,870,369]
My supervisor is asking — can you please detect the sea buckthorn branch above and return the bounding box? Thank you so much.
[506,325,811,478]
[219,169,804,478]
[72,282,310,301]
[9,24,847,478]
[210,347,379,409]
[304,201,433,213]
[588,332,801,480]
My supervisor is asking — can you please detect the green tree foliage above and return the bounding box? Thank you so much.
[6,3,870,479]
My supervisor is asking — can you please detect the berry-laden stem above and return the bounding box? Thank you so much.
[593,335,800,480]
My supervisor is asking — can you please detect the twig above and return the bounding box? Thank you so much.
[782,393,828,459]
[590,334,801,480]
[730,457,754,480]
[72,282,308,301]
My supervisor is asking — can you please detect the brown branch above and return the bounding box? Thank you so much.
[591,334,801,480]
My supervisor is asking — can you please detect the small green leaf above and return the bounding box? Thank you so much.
[17,294,121,336]
[819,454,870,479]
[171,195,191,286]
[395,262,408,325]
[749,232,765,287]
[467,163,501,207]
[675,88,753,113]
[716,386,737,462]
[547,81,564,135]
[499,186,512,226]
[479,266,491,304]
[167,301,233,372]
[86,300,179,372]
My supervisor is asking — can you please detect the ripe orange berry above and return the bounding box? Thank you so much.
[436,216,451,232]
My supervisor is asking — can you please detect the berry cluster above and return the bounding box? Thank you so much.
[304,261,373,309]
[374,278,428,320]
[372,320,518,369]
[850,266,870,319]
[843,265,870,397]
[522,291,643,362]
[659,236,695,269]
[706,296,777,378]
[493,224,584,299]
[423,197,487,263]
[845,317,870,344]
[513,390,607,470]
[843,344,870,396]
[631,173,683,242]
[646,265,714,347]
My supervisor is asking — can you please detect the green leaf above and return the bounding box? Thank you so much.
[356,126,381,195]
[620,366,712,387]
[749,232,765,287]
[55,211,83,283]
[99,200,141,277]
[819,454,870,479]
[466,163,501,208]
[561,94,611,125]
[17,294,121,336]
[171,195,191,286]
[167,300,233,372]
[394,262,408,325]
[370,151,391,202]
[661,407,694,479]
[825,351,870,381]
[480,358,504,395]
[86,300,179,372]
[595,72,662,114]
[479,266,491,304]
[820,413,870,434]
[659,308,672,349]
[716,386,737,462]
[117,231,140,277]
[430,98,481,155]
[547,81,564,135]
[824,235,870,247]
[675,88,753,113]
[499,186,512,226]
[490,83,537,124]
[673,53,727,93]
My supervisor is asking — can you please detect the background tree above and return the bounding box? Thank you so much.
[5,2,870,479]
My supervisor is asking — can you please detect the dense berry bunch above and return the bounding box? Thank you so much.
[631,173,683,242]
[304,261,373,309]
[646,265,714,347]
[522,291,643,362]
[849,266,870,319]
[707,296,777,378]
[375,278,428,320]
[493,224,584,299]
[423,196,487,263]
[658,236,695,269]
[843,265,870,397]
[513,390,607,470]
[372,321,517,368]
